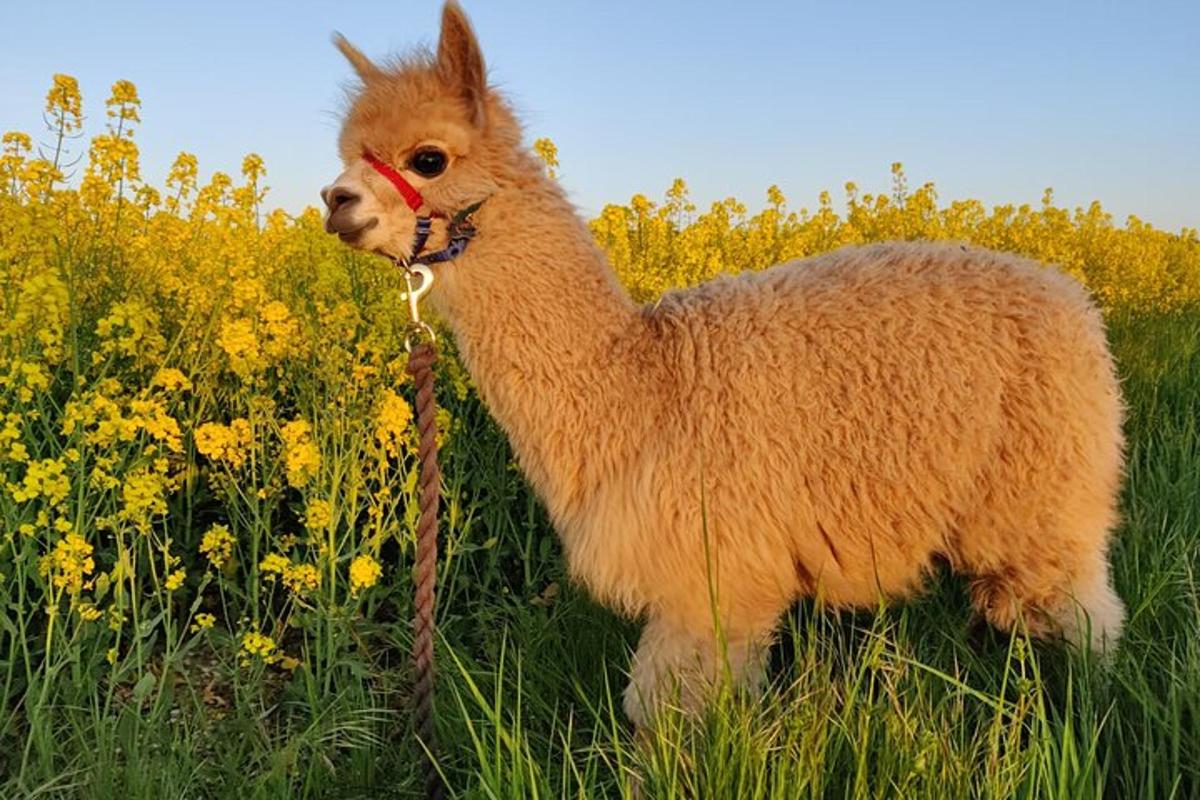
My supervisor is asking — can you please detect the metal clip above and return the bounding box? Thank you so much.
[399,261,436,351]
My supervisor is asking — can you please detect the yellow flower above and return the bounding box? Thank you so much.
[134,184,160,211]
[166,151,198,189]
[7,442,29,463]
[76,603,103,622]
[106,79,141,126]
[241,153,266,183]
[1,132,32,192]
[165,569,186,591]
[282,563,320,597]
[0,359,52,403]
[349,554,382,596]
[0,413,23,451]
[9,458,70,506]
[260,300,299,361]
[303,498,332,531]
[259,552,289,576]
[150,368,192,393]
[128,398,183,452]
[240,630,277,665]
[280,419,320,488]
[218,318,264,377]
[45,74,83,133]
[2,130,32,157]
[94,301,164,363]
[194,419,252,469]
[374,389,413,459]
[199,524,236,569]
[163,150,198,212]
[191,612,216,632]
[39,533,95,594]
[119,465,170,533]
[532,137,559,179]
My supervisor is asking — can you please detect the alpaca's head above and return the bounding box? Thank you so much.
[322,2,522,261]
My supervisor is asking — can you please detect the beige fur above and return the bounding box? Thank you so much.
[324,3,1126,726]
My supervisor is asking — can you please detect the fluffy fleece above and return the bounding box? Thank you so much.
[323,2,1126,726]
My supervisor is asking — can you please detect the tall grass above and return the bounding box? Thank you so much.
[3,311,1195,799]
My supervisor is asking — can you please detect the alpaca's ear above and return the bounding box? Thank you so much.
[333,33,382,83]
[436,1,487,127]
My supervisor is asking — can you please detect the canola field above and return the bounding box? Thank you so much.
[1,76,1198,798]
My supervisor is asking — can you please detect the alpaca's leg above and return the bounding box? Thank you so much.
[968,552,1123,653]
[964,466,1125,652]
[959,436,1125,652]
[622,615,771,728]
[962,444,1124,652]
[961,362,1124,653]
[1058,560,1124,651]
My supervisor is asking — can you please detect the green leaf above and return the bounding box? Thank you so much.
[131,672,157,704]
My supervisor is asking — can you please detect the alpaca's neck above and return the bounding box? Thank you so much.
[431,172,646,526]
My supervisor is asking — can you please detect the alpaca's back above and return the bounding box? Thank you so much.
[629,241,1123,648]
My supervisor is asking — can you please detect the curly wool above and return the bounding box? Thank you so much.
[329,2,1126,727]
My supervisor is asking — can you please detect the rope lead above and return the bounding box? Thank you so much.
[407,340,444,799]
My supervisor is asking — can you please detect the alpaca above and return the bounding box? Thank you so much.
[322,2,1126,726]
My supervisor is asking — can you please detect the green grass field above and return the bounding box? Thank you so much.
[3,309,1196,799]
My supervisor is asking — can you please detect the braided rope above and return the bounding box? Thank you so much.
[406,341,445,799]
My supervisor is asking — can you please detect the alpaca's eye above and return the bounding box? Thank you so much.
[409,148,448,178]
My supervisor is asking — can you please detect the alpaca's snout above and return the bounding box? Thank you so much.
[321,184,377,241]
[322,184,360,214]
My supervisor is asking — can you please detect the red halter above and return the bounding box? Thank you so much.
[362,152,426,213]
[360,151,486,268]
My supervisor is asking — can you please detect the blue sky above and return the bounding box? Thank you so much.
[2,1,1197,230]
